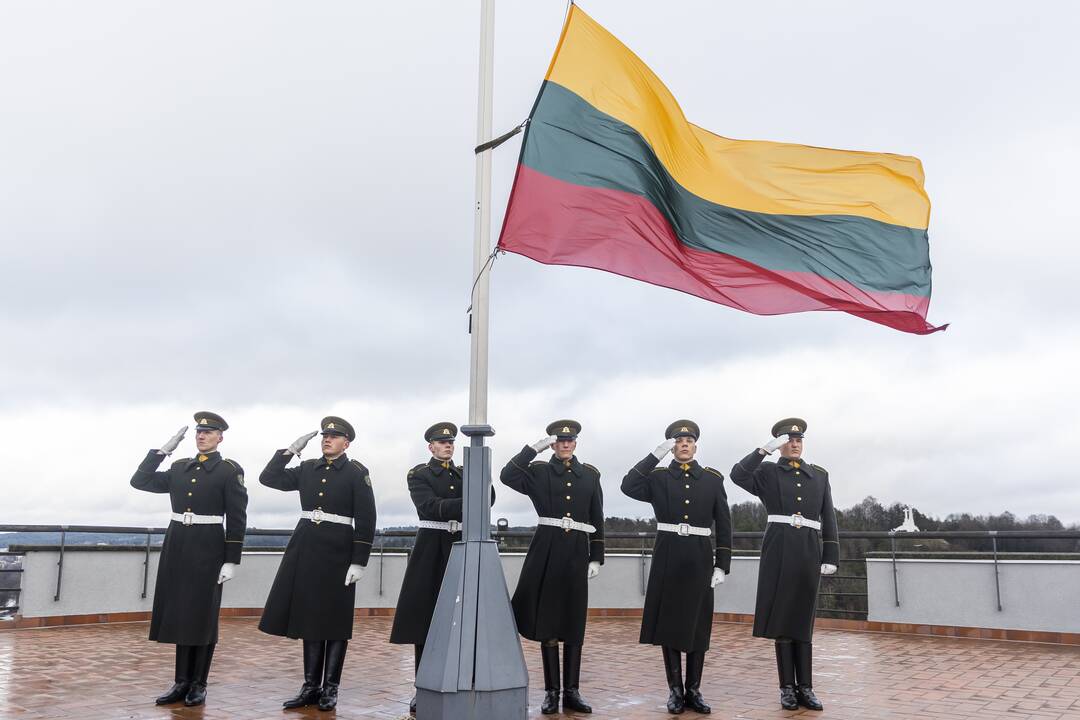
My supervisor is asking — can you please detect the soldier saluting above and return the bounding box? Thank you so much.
[258,416,377,712]
[129,411,248,707]
[730,418,838,712]
[500,420,604,715]
[389,421,495,715]
[621,420,731,715]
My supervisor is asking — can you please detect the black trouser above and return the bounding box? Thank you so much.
[774,638,813,687]
[661,647,706,691]
[174,644,215,685]
[302,639,348,687]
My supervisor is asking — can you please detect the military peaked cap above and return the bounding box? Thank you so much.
[546,419,581,440]
[665,419,700,440]
[771,417,807,438]
[425,421,458,443]
[193,411,228,432]
[320,416,356,441]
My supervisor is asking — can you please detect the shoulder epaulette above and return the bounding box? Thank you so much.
[300,458,317,468]
[583,463,599,475]
[350,459,368,472]
[408,462,426,478]
[171,457,190,468]
[811,464,827,473]
[704,467,724,479]
[223,458,240,471]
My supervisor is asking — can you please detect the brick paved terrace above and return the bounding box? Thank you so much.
[2,617,1079,720]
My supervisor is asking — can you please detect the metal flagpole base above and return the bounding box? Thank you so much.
[415,425,528,720]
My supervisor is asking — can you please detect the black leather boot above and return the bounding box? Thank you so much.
[318,640,348,711]
[155,644,192,704]
[409,644,423,714]
[540,642,561,714]
[775,639,798,710]
[661,646,684,715]
[683,650,711,713]
[183,643,215,706]
[284,640,326,709]
[561,643,592,713]
[793,641,823,711]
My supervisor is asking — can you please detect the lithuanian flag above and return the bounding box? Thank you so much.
[497,5,945,334]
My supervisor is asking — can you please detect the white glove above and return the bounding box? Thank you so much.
[217,563,236,584]
[587,561,601,580]
[158,426,188,456]
[530,435,557,453]
[821,563,837,575]
[762,435,787,454]
[652,438,677,460]
[345,564,364,585]
[287,430,319,456]
[711,568,726,587]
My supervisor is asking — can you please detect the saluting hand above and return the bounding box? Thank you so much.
[287,430,319,456]
[652,438,676,460]
[761,435,787,454]
[530,435,558,453]
[158,426,188,456]
[345,564,364,585]
[710,568,726,588]
[587,561,601,580]
[820,563,837,575]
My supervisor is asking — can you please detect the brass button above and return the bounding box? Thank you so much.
[187,492,192,497]
[195,467,201,471]
[684,473,689,477]
[566,495,571,500]
[685,484,690,489]
[795,471,800,475]
[683,514,689,520]
[321,478,326,483]
[797,497,802,501]
[684,499,690,505]
[797,483,802,487]
[450,485,455,490]
[186,507,191,512]
[796,511,802,516]
[567,482,572,487]
[319,492,324,497]
[566,512,571,517]
[191,479,197,484]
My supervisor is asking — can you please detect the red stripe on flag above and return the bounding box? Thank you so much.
[498,165,945,335]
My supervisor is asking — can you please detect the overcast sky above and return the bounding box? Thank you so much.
[1,1,1078,531]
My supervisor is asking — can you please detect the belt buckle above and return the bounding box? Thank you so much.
[792,514,804,529]
[560,517,573,531]
[182,511,194,526]
[677,523,690,537]
[448,520,461,533]
[311,508,325,525]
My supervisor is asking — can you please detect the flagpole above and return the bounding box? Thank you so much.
[469,0,495,425]
[414,1,529,717]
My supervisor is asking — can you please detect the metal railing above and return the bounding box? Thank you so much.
[2,524,1077,621]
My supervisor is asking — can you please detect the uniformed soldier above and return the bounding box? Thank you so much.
[621,420,731,715]
[730,418,838,712]
[500,420,604,715]
[389,421,496,715]
[258,416,377,712]
[129,411,248,707]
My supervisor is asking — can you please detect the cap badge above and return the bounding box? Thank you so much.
[791,424,799,431]
[327,422,335,429]
[562,426,570,433]
[680,426,689,432]
[442,428,451,435]
[198,418,208,425]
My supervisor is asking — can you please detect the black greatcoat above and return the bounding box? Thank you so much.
[130,450,248,645]
[389,458,496,645]
[730,451,839,642]
[258,451,377,641]
[500,446,605,645]
[621,455,732,652]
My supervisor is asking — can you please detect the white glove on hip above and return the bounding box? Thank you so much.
[762,436,787,454]
[158,426,188,456]
[287,430,319,456]
[711,568,726,587]
[820,563,838,575]
[217,563,236,584]
[652,438,677,460]
[530,435,557,453]
[587,561,601,580]
[345,564,365,585]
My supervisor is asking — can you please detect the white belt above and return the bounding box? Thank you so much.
[768,514,822,530]
[656,522,712,537]
[537,517,596,534]
[417,520,462,533]
[170,512,223,526]
[300,509,353,527]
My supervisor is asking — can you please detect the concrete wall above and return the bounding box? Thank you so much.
[18,548,759,619]
[866,558,1080,633]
